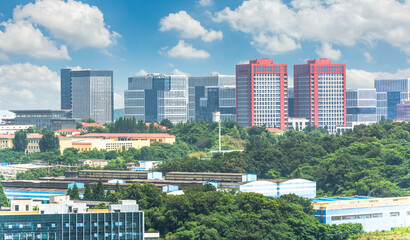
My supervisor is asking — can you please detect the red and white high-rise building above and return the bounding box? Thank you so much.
[294,59,346,133]
[236,58,288,130]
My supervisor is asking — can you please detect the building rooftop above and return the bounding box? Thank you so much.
[55,128,82,132]
[75,133,175,138]
[311,196,376,203]
[312,196,410,210]
[81,122,105,128]
[266,128,285,133]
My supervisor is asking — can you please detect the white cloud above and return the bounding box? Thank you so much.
[168,40,210,59]
[198,0,213,7]
[0,63,60,109]
[114,92,124,109]
[13,0,119,49]
[136,69,148,76]
[160,11,222,42]
[0,20,70,59]
[363,52,373,62]
[214,0,410,55]
[315,43,341,60]
[172,69,189,75]
[347,68,410,89]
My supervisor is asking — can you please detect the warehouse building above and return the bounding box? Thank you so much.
[312,196,410,232]
[239,179,316,198]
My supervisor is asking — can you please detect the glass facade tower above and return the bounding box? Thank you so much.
[188,74,236,122]
[124,74,188,124]
[60,69,114,124]
[374,78,410,121]
[346,88,377,126]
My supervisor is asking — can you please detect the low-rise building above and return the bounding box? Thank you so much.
[312,196,410,232]
[80,122,105,132]
[239,179,316,198]
[55,128,82,136]
[77,159,108,168]
[288,117,309,131]
[7,110,76,130]
[0,199,144,239]
[127,161,162,171]
[0,134,69,154]
[0,124,35,134]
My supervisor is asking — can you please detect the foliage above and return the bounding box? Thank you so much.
[92,179,105,200]
[82,118,96,123]
[93,202,109,209]
[160,119,173,129]
[17,167,69,180]
[68,183,80,200]
[84,182,93,200]
[158,122,410,197]
[12,130,28,152]
[39,130,60,152]
[356,227,410,240]
[0,182,9,207]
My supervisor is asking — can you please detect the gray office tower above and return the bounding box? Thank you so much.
[188,74,236,122]
[288,87,294,118]
[124,74,188,124]
[61,68,113,124]
[346,88,377,126]
[374,78,410,121]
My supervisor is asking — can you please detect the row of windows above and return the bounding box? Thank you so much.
[331,211,404,221]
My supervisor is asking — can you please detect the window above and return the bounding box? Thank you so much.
[26,205,29,211]
[15,205,19,211]
[37,224,41,228]
[390,212,400,217]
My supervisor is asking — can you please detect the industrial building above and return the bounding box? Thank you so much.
[6,110,76,130]
[312,196,410,232]
[0,199,144,239]
[239,179,316,198]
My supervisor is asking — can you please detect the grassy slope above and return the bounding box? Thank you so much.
[355,227,410,240]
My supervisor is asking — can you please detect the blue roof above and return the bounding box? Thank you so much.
[311,196,376,203]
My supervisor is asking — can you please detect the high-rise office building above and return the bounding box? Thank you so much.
[346,88,377,126]
[374,78,410,121]
[124,74,188,124]
[0,199,144,240]
[236,58,288,129]
[397,100,410,121]
[61,68,114,124]
[294,59,346,134]
[188,74,236,122]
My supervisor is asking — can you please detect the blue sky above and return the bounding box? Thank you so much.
[1,0,410,110]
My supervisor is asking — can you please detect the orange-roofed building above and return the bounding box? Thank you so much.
[266,128,285,135]
[81,122,105,132]
[55,128,82,136]
[145,123,167,131]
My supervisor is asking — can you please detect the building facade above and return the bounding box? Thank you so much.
[124,74,188,124]
[188,74,236,122]
[0,124,35,134]
[397,100,410,121]
[346,88,377,126]
[61,68,114,124]
[288,117,310,131]
[294,59,346,134]
[236,59,288,129]
[7,110,75,130]
[0,200,144,240]
[288,87,294,118]
[374,78,410,121]
[313,196,410,232]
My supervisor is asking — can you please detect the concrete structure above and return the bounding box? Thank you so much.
[288,117,309,131]
[62,68,114,124]
[397,100,410,121]
[236,59,288,129]
[0,199,144,239]
[10,198,40,212]
[188,74,236,122]
[124,73,188,124]
[3,188,69,203]
[346,88,377,126]
[374,78,410,121]
[239,179,316,198]
[0,124,35,134]
[77,159,108,168]
[7,110,76,130]
[294,59,346,134]
[313,196,410,232]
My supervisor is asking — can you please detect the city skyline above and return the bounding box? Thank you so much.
[1,0,410,110]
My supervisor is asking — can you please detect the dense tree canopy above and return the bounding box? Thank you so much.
[12,130,28,152]
[39,130,60,152]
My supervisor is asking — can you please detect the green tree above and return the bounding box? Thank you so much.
[160,118,173,129]
[0,182,10,207]
[94,202,108,209]
[69,184,80,200]
[84,182,93,200]
[12,130,28,152]
[92,179,105,200]
[39,130,60,152]
[115,181,121,193]
[82,118,96,123]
